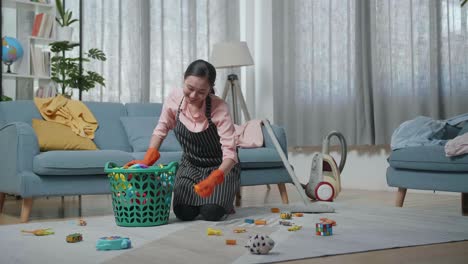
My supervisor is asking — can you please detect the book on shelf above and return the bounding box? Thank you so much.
[30,46,51,77]
[32,13,54,38]
[35,82,57,98]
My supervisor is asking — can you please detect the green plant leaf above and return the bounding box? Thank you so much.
[1,95,13,101]
[462,0,467,7]
[87,49,107,61]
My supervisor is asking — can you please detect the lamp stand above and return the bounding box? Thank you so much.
[222,74,251,124]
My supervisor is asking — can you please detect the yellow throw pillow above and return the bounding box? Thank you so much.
[32,119,98,151]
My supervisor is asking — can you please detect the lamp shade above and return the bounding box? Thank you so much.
[210,41,254,69]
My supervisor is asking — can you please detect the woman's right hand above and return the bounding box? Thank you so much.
[124,147,160,168]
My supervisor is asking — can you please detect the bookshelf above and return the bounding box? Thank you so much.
[1,0,82,100]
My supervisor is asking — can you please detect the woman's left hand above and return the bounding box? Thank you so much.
[194,169,224,198]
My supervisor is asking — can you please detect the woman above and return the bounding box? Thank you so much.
[125,59,240,221]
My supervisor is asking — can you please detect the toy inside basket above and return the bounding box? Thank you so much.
[104,161,178,227]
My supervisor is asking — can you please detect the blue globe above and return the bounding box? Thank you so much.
[2,36,24,73]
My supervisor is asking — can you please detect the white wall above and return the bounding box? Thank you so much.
[288,146,392,191]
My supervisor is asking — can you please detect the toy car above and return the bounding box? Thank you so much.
[96,236,131,250]
[66,233,83,243]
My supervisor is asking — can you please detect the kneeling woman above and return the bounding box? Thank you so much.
[125,60,240,221]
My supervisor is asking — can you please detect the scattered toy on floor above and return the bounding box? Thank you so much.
[316,223,333,236]
[233,227,247,233]
[66,233,83,243]
[319,217,336,226]
[279,220,294,226]
[246,234,275,254]
[244,219,255,224]
[226,239,237,245]
[96,236,132,250]
[294,213,304,217]
[270,208,280,213]
[254,219,267,225]
[21,228,55,236]
[78,219,87,226]
[207,228,222,236]
[280,212,292,220]
[288,225,302,231]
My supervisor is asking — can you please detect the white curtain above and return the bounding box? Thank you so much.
[272,0,468,147]
[67,0,239,103]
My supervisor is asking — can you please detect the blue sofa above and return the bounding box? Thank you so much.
[386,122,468,215]
[0,100,292,222]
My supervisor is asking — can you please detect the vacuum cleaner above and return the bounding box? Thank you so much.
[303,131,347,202]
[263,119,338,213]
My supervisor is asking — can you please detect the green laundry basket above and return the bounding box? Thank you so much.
[104,161,178,227]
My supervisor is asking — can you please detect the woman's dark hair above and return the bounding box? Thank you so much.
[184,59,217,94]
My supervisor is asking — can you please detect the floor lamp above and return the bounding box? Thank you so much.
[210,41,254,124]
[211,42,275,205]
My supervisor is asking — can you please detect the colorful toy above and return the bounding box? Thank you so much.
[226,239,237,245]
[96,236,132,250]
[320,217,336,226]
[207,228,222,236]
[294,213,304,217]
[254,220,267,225]
[78,219,87,226]
[280,212,292,219]
[21,228,54,236]
[304,131,347,202]
[270,208,280,213]
[244,219,255,224]
[288,225,302,231]
[128,163,149,169]
[316,223,333,236]
[246,234,275,254]
[233,227,247,233]
[279,220,294,226]
[66,233,83,243]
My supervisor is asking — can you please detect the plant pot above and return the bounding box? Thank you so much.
[56,27,74,41]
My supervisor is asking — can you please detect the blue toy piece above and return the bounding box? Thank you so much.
[96,236,131,250]
[128,164,149,169]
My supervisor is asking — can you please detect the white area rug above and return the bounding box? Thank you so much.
[1,203,468,264]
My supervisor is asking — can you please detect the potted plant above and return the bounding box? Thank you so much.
[50,41,106,100]
[55,0,78,41]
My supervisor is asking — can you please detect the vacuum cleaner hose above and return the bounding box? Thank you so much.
[322,131,347,173]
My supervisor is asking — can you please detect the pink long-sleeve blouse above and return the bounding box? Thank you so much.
[153,88,238,163]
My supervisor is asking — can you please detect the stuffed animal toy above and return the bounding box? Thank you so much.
[245,234,275,254]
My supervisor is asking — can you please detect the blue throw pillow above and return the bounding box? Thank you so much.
[120,116,181,152]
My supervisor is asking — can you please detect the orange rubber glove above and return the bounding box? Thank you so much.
[124,147,160,168]
[194,169,224,198]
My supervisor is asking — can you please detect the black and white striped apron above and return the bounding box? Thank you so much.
[172,95,241,212]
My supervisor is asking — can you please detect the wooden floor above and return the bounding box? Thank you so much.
[1,186,467,263]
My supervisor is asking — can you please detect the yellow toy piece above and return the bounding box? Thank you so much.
[207,228,222,236]
[288,225,302,232]
[233,227,247,233]
[280,212,292,220]
[21,228,55,236]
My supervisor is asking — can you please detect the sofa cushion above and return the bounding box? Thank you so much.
[32,119,98,151]
[84,102,132,152]
[33,150,134,175]
[238,148,283,169]
[0,101,43,127]
[125,103,163,117]
[388,145,468,172]
[120,116,181,152]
